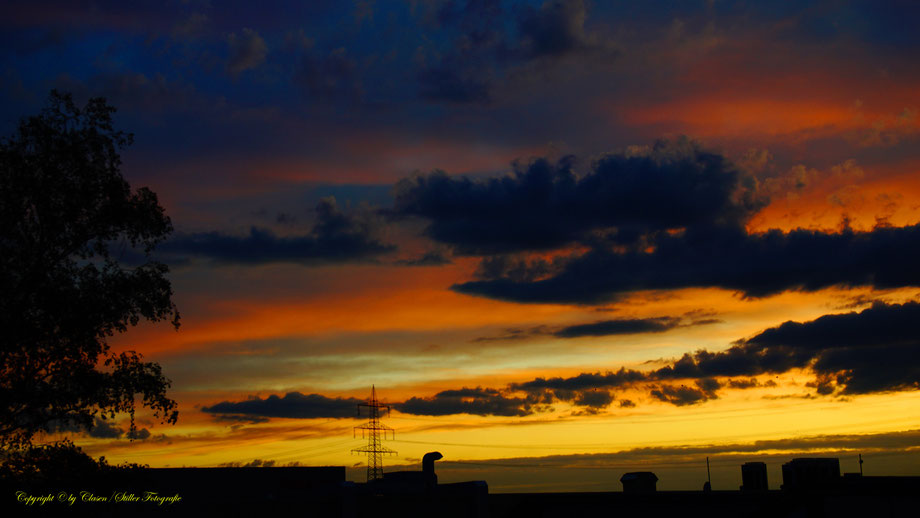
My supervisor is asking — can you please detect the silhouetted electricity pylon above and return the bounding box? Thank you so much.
[352,385,396,482]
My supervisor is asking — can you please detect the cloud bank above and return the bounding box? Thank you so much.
[203,301,920,420]
[162,198,394,265]
[394,139,760,255]
[393,138,920,304]
[202,392,365,419]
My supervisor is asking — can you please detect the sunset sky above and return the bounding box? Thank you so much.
[2,0,919,491]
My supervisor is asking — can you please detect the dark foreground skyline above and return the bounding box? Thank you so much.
[7,455,920,517]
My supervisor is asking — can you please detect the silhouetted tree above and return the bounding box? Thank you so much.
[0,91,179,451]
[0,439,145,486]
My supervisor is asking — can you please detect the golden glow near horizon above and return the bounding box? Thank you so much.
[81,383,920,472]
[78,270,920,490]
[83,286,920,482]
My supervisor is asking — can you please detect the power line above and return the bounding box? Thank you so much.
[393,438,620,450]
[437,459,736,471]
[267,438,363,463]
[440,460,618,470]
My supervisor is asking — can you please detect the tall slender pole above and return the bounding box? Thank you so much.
[706,456,711,485]
[352,385,397,482]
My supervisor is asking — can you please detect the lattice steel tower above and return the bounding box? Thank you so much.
[352,385,396,482]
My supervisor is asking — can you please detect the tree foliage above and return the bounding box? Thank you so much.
[0,439,145,486]
[0,91,179,450]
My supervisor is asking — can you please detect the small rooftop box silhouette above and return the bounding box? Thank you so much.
[620,472,658,493]
[781,458,840,489]
[741,461,769,491]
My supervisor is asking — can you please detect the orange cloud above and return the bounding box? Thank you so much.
[750,158,920,232]
[113,261,577,357]
[612,32,919,144]
[623,98,857,138]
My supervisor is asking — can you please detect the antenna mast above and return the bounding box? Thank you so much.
[352,385,396,482]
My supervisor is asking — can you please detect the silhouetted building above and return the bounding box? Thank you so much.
[375,451,442,493]
[740,461,768,491]
[620,471,658,493]
[781,458,840,489]
[360,451,488,517]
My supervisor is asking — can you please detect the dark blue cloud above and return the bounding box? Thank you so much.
[414,0,616,104]
[517,0,593,58]
[513,368,647,392]
[88,418,125,439]
[455,223,920,304]
[653,301,920,395]
[455,373,632,411]
[394,138,760,255]
[501,302,920,404]
[46,417,151,439]
[746,300,920,350]
[414,0,505,104]
[394,387,537,417]
[419,139,920,304]
[161,197,395,265]
[416,65,492,104]
[294,47,362,100]
[571,389,614,408]
[226,28,268,76]
[649,379,719,407]
[395,250,453,267]
[553,317,682,338]
[203,387,538,419]
[202,392,364,419]
[763,1,920,50]
[3,0,910,205]
[470,314,714,342]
